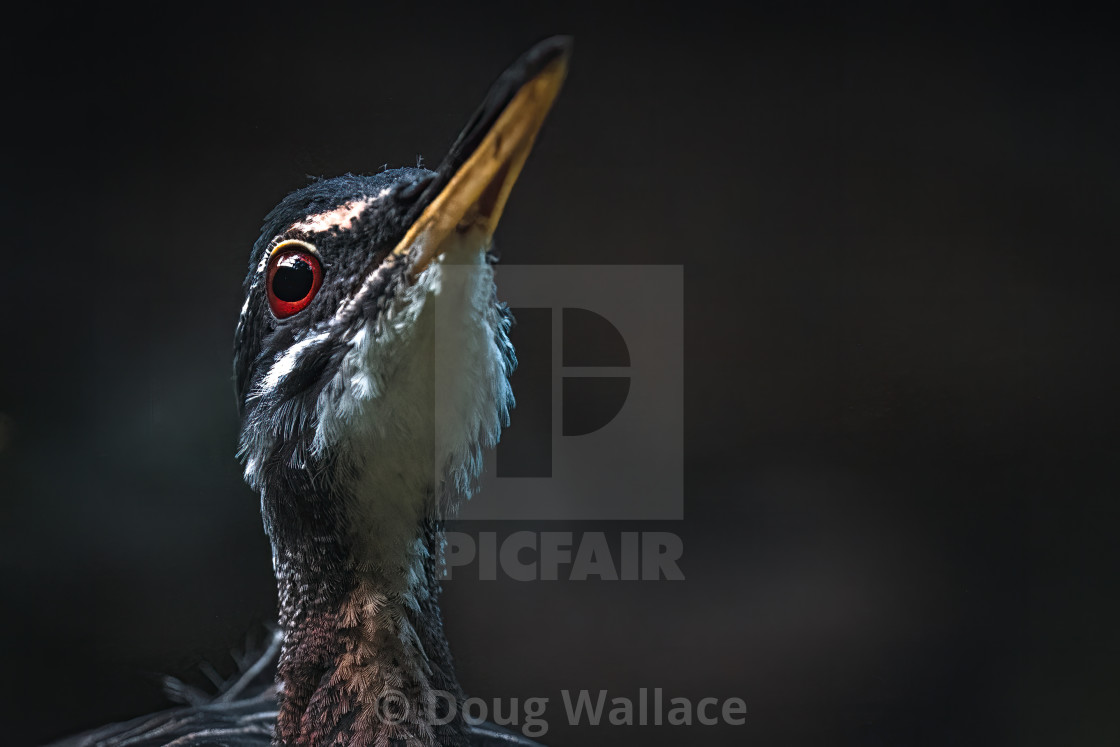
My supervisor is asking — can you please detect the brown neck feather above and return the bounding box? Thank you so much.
[272,520,467,747]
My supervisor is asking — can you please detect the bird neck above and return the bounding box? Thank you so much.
[271,518,467,747]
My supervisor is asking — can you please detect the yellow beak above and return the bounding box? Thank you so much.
[391,38,571,278]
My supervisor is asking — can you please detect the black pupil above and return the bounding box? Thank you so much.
[273,257,314,302]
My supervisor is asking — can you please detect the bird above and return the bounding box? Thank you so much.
[51,36,571,747]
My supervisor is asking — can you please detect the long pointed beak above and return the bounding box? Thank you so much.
[391,36,571,278]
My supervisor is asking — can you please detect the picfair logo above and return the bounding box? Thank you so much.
[438,265,683,520]
[492,306,632,477]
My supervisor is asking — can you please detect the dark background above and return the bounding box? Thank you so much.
[3,2,1118,745]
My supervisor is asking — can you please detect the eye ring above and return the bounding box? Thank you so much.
[266,241,323,318]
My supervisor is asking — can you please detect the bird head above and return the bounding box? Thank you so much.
[233,38,569,568]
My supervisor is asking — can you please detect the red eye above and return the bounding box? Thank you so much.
[267,243,323,318]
